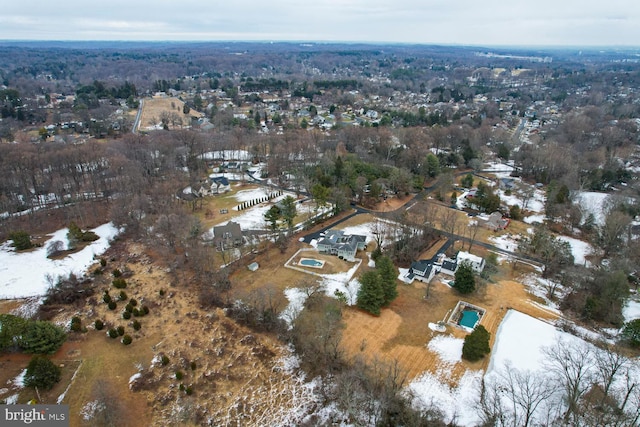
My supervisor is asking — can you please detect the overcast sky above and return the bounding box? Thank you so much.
[1,1,638,47]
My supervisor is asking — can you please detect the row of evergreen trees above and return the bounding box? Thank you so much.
[237,190,283,211]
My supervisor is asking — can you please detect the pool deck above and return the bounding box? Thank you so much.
[447,300,486,331]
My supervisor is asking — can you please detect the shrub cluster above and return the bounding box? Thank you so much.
[112,278,127,289]
[122,334,132,345]
[67,221,99,247]
[94,319,104,330]
[9,230,33,250]
[70,316,82,332]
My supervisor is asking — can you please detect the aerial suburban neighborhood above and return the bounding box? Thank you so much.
[0,40,639,426]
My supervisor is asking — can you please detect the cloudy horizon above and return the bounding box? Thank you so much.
[1,1,639,47]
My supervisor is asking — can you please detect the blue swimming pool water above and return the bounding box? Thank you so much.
[300,259,324,267]
[459,310,479,329]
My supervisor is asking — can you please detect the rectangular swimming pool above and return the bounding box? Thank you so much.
[459,310,479,329]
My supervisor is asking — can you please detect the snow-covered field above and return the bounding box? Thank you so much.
[209,190,297,231]
[410,309,640,425]
[0,223,119,299]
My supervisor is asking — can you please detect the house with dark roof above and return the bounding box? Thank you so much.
[499,178,516,190]
[405,259,438,283]
[316,230,367,262]
[212,221,243,250]
[210,176,231,194]
[440,258,458,276]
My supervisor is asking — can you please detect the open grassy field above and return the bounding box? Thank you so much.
[138,96,203,131]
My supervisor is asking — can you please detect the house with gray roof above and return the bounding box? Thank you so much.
[212,221,243,250]
[316,230,367,262]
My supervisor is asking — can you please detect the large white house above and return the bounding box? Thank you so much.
[316,230,367,262]
[456,251,485,273]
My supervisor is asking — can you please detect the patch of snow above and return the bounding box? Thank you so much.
[320,263,361,305]
[523,213,546,224]
[4,394,18,404]
[129,372,142,384]
[12,370,26,388]
[367,253,375,268]
[280,287,309,326]
[10,297,42,319]
[557,235,593,266]
[408,369,482,425]
[489,234,520,252]
[520,275,564,310]
[0,223,120,299]
[233,188,273,203]
[574,191,610,226]
[427,335,463,364]
[428,322,446,332]
[623,299,640,322]
[80,400,106,421]
[57,362,82,404]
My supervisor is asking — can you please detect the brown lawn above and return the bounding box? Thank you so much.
[138,96,203,131]
[340,262,559,382]
[369,193,415,212]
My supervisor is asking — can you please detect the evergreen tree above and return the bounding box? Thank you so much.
[424,153,440,178]
[622,319,640,347]
[357,270,385,316]
[376,256,398,305]
[462,325,491,362]
[9,230,33,250]
[19,321,67,354]
[0,314,28,351]
[461,173,474,188]
[24,356,61,390]
[454,262,476,294]
[264,205,281,232]
[280,196,297,231]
